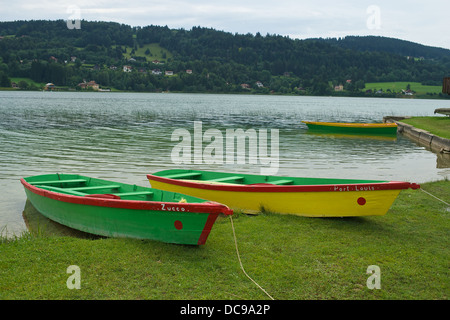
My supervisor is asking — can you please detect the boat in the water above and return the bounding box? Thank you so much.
[302,121,398,135]
[147,169,420,217]
[21,174,232,245]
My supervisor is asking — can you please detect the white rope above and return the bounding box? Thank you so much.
[229,215,275,300]
[420,188,450,207]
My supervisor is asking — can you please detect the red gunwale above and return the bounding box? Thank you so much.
[146,174,420,193]
[21,178,233,215]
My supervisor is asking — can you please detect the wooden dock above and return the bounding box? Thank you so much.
[443,77,450,94]
[434,108,450,116]
[383,116,450,153]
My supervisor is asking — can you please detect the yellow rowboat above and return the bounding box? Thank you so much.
[147,170,420,217]
[302,121,398,135]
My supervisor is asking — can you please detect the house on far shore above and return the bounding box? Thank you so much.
[186,69,193,74]
[165,70,174,76]
[44,83,55,90]
[78,80,99,91]
[334,84,344,92]
[123,65,132,72]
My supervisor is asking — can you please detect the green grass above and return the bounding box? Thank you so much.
[401,117,450,139]
[1,181,449,300]
[123,43,173,62]
[10,77,46,88]
[364,82,442,94]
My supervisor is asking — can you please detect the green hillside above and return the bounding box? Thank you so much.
[122,43,173,62]
[0,20,449,95]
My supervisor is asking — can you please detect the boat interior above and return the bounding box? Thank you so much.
[153,170,387,186]
[24,174,201,202]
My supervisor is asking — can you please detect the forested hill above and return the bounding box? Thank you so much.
[0,20,449,95]
[311,36,450,61]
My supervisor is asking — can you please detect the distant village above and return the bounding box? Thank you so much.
[35,55,273,92]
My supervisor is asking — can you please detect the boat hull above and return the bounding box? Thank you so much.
[302,121,398,135]
[21,174,232,245]
[147,170,419,217]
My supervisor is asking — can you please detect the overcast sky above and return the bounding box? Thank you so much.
[1,0,449,49]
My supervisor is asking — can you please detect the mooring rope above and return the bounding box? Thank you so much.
[420,188,450,207]
[229,215,275,300]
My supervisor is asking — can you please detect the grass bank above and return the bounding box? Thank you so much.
[364,82,442,95]
[401,116,450,139]
[1,181,449,300]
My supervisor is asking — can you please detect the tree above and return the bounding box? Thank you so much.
[18,80,29,89]
[0,71,11,87]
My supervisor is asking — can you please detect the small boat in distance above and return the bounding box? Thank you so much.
[302,121,398,135]
[147,169,420,217]
[21,174,232,245]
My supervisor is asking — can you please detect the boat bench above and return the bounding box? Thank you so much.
[67,185,121,191]
[112,191,154,197]
[163,172,202,179]
[37,185,88,196]
[38,185,153,199]
[207,176,244,183]
[28,179,87,185]
[268,179,294,185]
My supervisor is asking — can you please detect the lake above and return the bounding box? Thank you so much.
[1,91,449,235]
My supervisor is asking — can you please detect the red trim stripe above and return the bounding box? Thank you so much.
[21,178,233,216]
[147,174,420,193]
[197,213,220,245]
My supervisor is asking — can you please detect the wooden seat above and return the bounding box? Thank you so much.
[28,179,87,185]
[37,185,88,196]
[163,172,202,179]
[112,191,153,197]
[268,179,294,185]
[207,176,244,183]
[67,185,121,191]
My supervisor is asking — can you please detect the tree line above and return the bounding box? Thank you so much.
[0,20,449,95]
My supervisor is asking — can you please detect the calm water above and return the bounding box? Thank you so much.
[1,91,450,234]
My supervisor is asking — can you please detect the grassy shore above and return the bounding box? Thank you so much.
[1,180,448,300]
[401,117,450,139]
[364,82,443,95]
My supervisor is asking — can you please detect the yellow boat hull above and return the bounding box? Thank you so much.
[148,180,402,217]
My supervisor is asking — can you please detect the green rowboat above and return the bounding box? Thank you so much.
[302,121,398,135]
[21,174,232,245]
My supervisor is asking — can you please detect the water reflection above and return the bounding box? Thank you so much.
[22,200,100,239]
[305,131,397,142]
